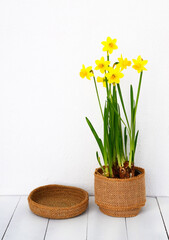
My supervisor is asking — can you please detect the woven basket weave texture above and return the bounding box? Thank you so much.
[95,167,146,217]
[28,185,88,219]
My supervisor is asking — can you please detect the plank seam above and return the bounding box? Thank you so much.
[43,219,49,240]
[86,207,89,240]
[125,218,129,240]
[156,197,169,239]
[1,196,21,240]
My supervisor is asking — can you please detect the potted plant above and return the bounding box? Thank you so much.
[80,37,148,217]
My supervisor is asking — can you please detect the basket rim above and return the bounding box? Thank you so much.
[28,184,89,211]
[94,166,145,182]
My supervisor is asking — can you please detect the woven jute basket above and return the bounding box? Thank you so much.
[95,167,146,217]
[28,184,88,219]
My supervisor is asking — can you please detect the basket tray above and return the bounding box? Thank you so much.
[28,184,88,219]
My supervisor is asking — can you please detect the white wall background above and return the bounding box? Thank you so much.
[0,0,169,196]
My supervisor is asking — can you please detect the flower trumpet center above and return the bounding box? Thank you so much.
[98,63,104,68]
[111,74,116,79]
[109,43,114,48]
[135,63,141,70]
[80,71,87,78]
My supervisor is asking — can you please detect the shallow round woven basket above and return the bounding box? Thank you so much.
[28,185,88,219]
[95,167,146,217]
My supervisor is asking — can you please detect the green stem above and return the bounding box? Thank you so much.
[105,165,109,177]
[117,155,122,167]
[105,77,109,97]
[129,137,133,168]
[129,72,143,168]
[93,76,104,120]
[109,165,113,178]
[107,52,109,61]
[112,102,130,134]
[117,84,130,131]
[129,71,143,168]
[134,71,143,122]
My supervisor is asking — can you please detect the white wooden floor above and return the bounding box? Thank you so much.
[0,196,169,240]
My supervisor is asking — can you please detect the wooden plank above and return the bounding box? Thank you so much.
[45,205,88,240]
[3,196,48,240]
[157,197,169,238]
[87,196,127,240]
[126,197,168,240]
[0,196,20,239]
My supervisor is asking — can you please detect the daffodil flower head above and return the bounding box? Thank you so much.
[97,76,107,87]
[118,54,131,71]
[132,56,148,73]
[80,64,94,80]
[95,57,110,74]
[101,37,118,54]
[106,66,124,86]
[97,76,104,83]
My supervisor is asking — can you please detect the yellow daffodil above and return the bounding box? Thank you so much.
[97,76,104,83]
[103,80,106,87]
[101,37,118,54]
[95,57,110,73]
[132,56,148,73]
[106,66,124,85]
[118,54,131,71]
[80,64,94,80]
[97,76,106,87]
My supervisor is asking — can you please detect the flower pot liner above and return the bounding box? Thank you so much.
[95,167,146,217]
[28,184,88,219]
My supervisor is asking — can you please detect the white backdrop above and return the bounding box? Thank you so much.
[0,0,169,196]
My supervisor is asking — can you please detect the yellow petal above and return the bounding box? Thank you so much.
[132,59,137,64]
[142,60,148,65]
[107,36,112,42]
[101,40,106,44]
[137,55,142,61]
[97,76,103,83]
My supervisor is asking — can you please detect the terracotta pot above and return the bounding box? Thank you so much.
[94,167,146,217]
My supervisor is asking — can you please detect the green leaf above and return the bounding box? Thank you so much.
[130,85,134,123]
[117,84,130,130]
[86,117,104,159]
[113,87,122,166]
[124,126,128,157]
[107,96,117,165]
[134,130,139,153]
[103,103,111,167]
[132,150,134,163]
[112,101,129,132]
[96,151,105,173]
[103,104,108,150]
[117,104,124,159]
